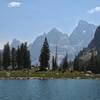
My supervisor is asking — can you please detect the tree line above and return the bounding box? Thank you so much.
[0,37,100,73]
[73,51,100,74]
[0,37,69,71]
[0,42,31,70]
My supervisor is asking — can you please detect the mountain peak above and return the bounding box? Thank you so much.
[50,28,62,33]
[78,20,88,26]
[11,39,21,49]
[12,38,19,42]
[48,28,63,36]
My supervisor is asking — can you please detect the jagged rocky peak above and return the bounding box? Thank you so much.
[69,20,97,47]
[47,28,63,36]
[49,27,61,33]
[11,39,21,49]
[28,20,97,65]
[78,20,88,26]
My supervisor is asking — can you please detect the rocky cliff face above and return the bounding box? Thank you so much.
[69,20,97,53]
[78,25,100,61]
[88,25,100,53]
[28,20,97,65]
[11,20,97,65]
[11,39,21,49]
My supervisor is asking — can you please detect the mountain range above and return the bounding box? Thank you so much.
[11,20,97,65]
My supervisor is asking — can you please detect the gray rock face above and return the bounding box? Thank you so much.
[11,20,97,65]
[88,25,100,51]
[11,39,21,49]
[29,28,69,65]
[29,20,97,65]
[78,25,100,62]
[69,20,97,53]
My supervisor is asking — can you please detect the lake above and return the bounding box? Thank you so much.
[0,79,100,100]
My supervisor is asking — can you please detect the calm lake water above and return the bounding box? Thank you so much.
[0,79,100,100]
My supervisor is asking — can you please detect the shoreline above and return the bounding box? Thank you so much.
[0,70,100,80]
[0,77,100,80]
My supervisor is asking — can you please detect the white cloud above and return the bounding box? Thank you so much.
[88,6,100,14]
[8,1,22,8]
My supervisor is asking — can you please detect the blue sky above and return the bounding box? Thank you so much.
[0,0,100,48]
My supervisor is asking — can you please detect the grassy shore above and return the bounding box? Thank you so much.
[0,70,99,80]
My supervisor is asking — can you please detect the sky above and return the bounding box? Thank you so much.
[0,0,100,48]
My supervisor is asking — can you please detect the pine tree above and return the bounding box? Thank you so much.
[53,46,58,70]
[54,58,58,70]
[62,54,68,71]
[0,52,2,70]
[88,52,99,73]
[88,52,95,71]
[39,37,50,71]
[23,43,27,68]
[16,43,31,70]
[3,43,11,70]
[96,56,100,74]
[73,56,80,71]
[52,56,55,70]
[11,47,16,70]
[23,43,31,69]
[16,46,21,69]
[27,50,31,69]
[20,43,24,69]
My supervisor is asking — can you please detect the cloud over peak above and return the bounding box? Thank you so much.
[88,6,100,14]
[8,1,22,8]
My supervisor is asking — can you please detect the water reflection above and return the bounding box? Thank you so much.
[0,79,100,100]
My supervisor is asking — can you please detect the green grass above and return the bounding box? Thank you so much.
[0,70,99,79]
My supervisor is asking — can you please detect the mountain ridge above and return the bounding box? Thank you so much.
[10,20,97,65]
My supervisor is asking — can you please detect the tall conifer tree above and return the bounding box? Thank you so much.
[39,37,50,71]
[52,56,55,70]
[73,56,80,71]
[3,43,11,70]
[11,47,16,70]
[16,46,21,69]
[62,54,68,71]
